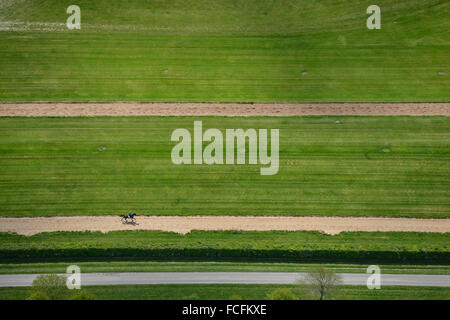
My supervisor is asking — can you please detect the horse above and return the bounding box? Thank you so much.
[120,213,137,223]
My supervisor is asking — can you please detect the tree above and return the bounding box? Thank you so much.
[30,274,71,300]
[299,267,342,300]
[265,288,298,300]
[69,290,97,300]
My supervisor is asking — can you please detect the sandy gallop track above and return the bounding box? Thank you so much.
[1,102,449,116]
[1,216,449,236]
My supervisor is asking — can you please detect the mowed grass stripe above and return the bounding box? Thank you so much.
[0,116,448,218]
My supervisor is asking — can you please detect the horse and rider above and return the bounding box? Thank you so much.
[120,211,137,223]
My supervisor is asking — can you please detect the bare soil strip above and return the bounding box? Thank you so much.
[1,216,449,236]
[1,103,449,116]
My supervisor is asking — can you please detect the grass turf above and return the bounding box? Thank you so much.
[0,116,449,218]
[1,261,449,275]
[0,0,448,102]
[0,230,448,265]
[0,284,449,300]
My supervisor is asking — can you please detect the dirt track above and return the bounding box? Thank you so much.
[1,216,449,236]
[1,102,449,116]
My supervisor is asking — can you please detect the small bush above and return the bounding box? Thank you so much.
[26,291,50,300]
[30,274,71,300]
[69,290,97,300]
[265,288,298,300]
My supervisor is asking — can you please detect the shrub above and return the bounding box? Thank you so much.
[30,274,71,300]
[69,290,97,300]
[26,291,50,300]
[265,288,298,300]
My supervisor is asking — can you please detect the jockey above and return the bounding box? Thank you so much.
[128,211,133,218]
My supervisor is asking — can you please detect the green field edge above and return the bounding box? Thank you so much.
[1,284,449,300]
[1,261,449,275]
[1,230,448,265]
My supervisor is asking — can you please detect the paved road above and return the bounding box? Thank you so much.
[1,272,449,287]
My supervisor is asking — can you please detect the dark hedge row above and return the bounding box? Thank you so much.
[0,230,448,264]
[0,248,448,265]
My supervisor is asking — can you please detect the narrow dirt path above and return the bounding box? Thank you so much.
[1,102,449,116]
[1,216,449,236]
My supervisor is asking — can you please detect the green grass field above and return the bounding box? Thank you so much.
[1,284,449,300]
[1,230,448,264]
[0,116,448,218]
[1,0,449,301]
[1,261,449,275]
[0,0,448,102]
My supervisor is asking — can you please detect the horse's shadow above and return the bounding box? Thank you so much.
[122,220,139,226]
